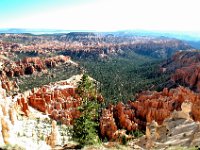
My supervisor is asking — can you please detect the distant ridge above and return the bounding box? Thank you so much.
[0,28,96,35]
[0,28,200,48]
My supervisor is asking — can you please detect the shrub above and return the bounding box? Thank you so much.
[129,130,144,138]
[121,135,127,145]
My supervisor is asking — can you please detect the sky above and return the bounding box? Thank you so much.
[0,0,200,32]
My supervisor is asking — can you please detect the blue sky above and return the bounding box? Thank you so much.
[0,0,89,22]
[0,0,200,32]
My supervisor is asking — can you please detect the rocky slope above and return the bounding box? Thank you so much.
[0,76,84,149]
[136,101,200,149]
[161,50,200,91]
[1,68,200,149]
[99,86,200,149]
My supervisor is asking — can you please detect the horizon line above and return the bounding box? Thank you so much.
[0,28,200,34]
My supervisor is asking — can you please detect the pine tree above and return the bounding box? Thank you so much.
[77,73,96,100]
[69,74,99,147]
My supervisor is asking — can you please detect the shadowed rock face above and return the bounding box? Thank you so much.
[162,50,200,71]
[0,55,72,96]
[161,50,200,91]
[0,55,71,78]
[171,65,200,91]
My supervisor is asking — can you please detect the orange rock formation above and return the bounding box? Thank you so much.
[100,86,200,140]
[27,84,81,125]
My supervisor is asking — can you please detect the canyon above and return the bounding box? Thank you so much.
[0,32,200,149]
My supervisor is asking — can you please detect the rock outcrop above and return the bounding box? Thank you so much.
[100,108,118,140]
[0,77,19,93]
[100,86,200,142]
[27,81,81,125]
[1,117,10,144]
[46,120,61,148]
[161,50,200,92]
[137,101,200,149]
[171,65,200,92]
[8,106,16,125]
[0,55,71,79]
[16,97,29,116]
[0,79,31,145]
